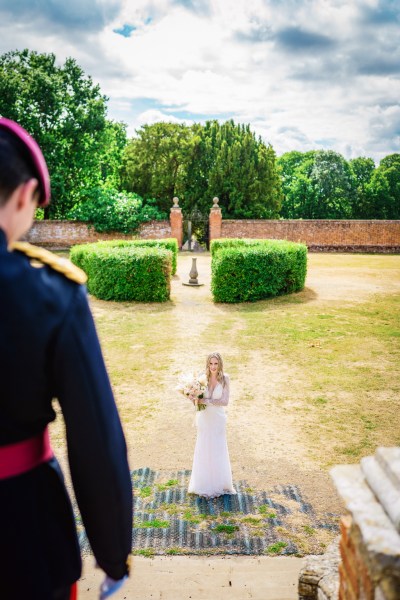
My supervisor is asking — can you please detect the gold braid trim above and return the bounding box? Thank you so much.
[11,241,87,285]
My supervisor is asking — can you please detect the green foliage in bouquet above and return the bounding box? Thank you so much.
[68,188,167,234]
[89,238,178,275]
[70,243,172,302]
[211,239,307,303]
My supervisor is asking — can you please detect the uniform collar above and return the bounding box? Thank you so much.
[0,228,7,250]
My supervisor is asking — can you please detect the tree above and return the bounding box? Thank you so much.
[205,121,282,218]
[122,120,283,218]
[121,122,193,212]
[0,49,125,218]
[278,150,356,218]
[363,171,393,218]
[309,151,356,218]
[99,121,128,190]
[364,154,400,219]
[278,151,315,218]
[349,157,375,218]
[378,154,400,218]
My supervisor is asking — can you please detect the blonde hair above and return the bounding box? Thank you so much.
[206,352,225,386]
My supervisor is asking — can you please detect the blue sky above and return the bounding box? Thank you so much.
[0,0,399,162]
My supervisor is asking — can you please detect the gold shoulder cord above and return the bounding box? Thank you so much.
[10,241,87,285]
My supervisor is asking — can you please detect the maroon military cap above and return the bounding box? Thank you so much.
[0,117,50,206]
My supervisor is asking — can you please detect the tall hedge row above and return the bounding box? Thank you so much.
[70,243,172,302]
[211,238,307,302]
[90,238,178,274]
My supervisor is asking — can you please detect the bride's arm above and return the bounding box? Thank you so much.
[205,375,230,406]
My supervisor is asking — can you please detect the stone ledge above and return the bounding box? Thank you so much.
[298,538,340,600]
[331,463,400,579]
[375,448,400,489]
[361,455,400,533]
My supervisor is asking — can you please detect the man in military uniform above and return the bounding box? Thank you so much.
[0,118,133,599]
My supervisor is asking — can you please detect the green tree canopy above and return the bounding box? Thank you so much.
[349,157,376,218]
[277,151,315,218]
[309,151,356,218]
[363,154,400,219]
[0,49,126,218]
[121,122,192,212]
[122,119,282,218]
[278,150,357,218]
[198,120,282,218]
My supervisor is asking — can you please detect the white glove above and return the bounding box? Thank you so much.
[99,574,128,599]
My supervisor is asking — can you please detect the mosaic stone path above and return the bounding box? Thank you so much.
[76,468,339,557]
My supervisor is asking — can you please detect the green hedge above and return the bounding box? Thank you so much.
[70,243,172,302]
[88,238,178,275]
[211,239,307,302]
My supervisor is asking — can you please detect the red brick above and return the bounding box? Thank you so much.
[339,563,358,600]
[340,515,353,546]
[209,208,222,241]
[170,208,183,249]
[25,220,172,248]
[220,219,400,251]
[340,539,360,597]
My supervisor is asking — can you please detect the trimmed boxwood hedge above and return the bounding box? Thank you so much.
[70,243,172,302]
[211,238,307,303]
[88,238,179,275]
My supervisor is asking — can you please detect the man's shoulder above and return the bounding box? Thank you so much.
[11,242,87,285]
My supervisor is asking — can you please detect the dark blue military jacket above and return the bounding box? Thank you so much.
[0,229,132,599]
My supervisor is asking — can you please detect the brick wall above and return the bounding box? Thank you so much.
[24,220,172,248]
[338,515,375,599]
[24,218,400,252]
[220,220,400,252]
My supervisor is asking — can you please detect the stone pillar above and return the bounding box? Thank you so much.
[209,196,222,242]
[330,447,400,600]
[170,197,183,249]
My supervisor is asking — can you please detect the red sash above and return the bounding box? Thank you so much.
[0,427,53,479]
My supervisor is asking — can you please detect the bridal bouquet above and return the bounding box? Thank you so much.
[176,372,208,411]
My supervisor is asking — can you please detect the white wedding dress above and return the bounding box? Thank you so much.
[188,374,236,498]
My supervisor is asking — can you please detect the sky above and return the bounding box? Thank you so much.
[0,0,399,163]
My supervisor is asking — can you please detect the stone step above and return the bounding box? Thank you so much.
[361,453,400,532]
[375,447,400,489]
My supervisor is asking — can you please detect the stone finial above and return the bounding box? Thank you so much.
[212,197,219,208]
[172,197,179,208]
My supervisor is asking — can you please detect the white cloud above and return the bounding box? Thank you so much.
[136,108,193,128]
[0,0,399,160]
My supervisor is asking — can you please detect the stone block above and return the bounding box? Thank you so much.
[375,448,400,490]
[298,538,340,600]
[331,449,400,600]
[361,455,400,532]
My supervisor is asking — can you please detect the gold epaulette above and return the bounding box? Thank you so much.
[10,241,87,285]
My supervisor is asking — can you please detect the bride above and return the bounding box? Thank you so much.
[188,352,236,498]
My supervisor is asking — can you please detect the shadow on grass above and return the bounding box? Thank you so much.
[212,286,318,313]
[88,296,177,312]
